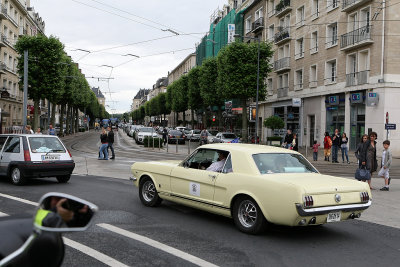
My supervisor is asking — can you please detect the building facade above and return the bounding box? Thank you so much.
[91,87,105,107]
[131,88,150,111]
[245,0,400,156]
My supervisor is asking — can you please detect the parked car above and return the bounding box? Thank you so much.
[187,129,201,141]
[167,130,186,144]
[0,134,75,185]
[130,143,371,234]
[135,127,159,144]
[213,132,239,143]
[175,126,190,132]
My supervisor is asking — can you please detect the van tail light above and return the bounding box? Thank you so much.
[24,150,31,162]
[360,192,369,203]
[67,149,72,157]
[303,195,314,208]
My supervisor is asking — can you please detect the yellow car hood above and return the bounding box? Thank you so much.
[272,173,369,194]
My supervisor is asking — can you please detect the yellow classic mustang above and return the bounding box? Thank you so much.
[130,144,371,234]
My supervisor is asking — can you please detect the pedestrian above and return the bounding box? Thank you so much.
[312,140,320,161]
[107,126,115,159]
[48,124,56,135]
[283,129,293,149]
[355,134,368,165]
[95,122,99,132]
[98,128,109,160]
[162,128,168,145]
[378,140,392,191]
[358,132,378,189]
[200,129,209,145]
[340,132,350,164]
[35,128,42,135]
[323,132,332,161]
[331,129,340,163]
[25,125,34,134]
[292,133,298,151]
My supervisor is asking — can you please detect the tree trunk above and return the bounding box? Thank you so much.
[66,105,71,135]
[33,99,40,131]
[182,111,186,127]
[51,102,56,126]
[75,108,79,133]
[203,108,208,129]
[60,104,65,136]
[241,98,248,142]
[175,112,178,127]
[71,107,76,134]
[191,109,195,129]
[217,106,222,131]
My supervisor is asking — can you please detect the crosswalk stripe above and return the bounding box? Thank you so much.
[98,223,219,267]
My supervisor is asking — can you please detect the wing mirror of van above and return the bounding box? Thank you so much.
[34,192,98,232]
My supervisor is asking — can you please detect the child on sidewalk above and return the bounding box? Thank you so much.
[379,140,392,191]
[312,140,320,161]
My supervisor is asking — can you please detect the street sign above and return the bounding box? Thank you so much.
[227,24,235,43]
[386,112,389,124]
[385,123,396,130]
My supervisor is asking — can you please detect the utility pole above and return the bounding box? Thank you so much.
[23,50,28,129]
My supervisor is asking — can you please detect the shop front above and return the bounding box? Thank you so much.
[326,94,345,134]
[350,91,366,150]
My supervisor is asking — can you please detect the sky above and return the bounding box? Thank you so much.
[31,0,228,114]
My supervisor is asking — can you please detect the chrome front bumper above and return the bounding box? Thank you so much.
[129,176,137,182]
[295,200,372,216]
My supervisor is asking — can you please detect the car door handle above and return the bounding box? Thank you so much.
[208,174,216,179]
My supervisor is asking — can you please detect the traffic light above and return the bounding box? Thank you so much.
[212,115,216,122]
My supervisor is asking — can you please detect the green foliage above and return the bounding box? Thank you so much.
[264,116,284,130]
[172,76,188,113]
[199,57,223,107]
[143,136,163,148]
[187,67,202,110]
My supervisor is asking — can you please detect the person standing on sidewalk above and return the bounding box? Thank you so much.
[48,124,56,135]
[292,133,298,151]
[99,128,109,160]
[312,140,320,161]
[162,128,168,145]
[359,132,378,189]
[379,140,392,191]
[331,129,340,163]
[323,132,332,161]
[340,132,350,164]
[283,129,293,149]
[107,126,115,159]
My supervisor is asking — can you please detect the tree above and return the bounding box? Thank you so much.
[217,41,273,140]
[187,67,203,129]
[16,35,66,129]
[264,116,284,131]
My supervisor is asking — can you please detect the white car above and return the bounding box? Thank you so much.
[0,134,75,185]
[213,132,239,143]
[135,127,159,144]
[187,129,201,141]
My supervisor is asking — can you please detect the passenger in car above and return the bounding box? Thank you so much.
[206,151,229,172]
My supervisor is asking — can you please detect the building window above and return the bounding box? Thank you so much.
[326,22,338,48]
[296,6,305,28]
[268,0,275,17]
[268,24,275,41]
[325,59,337,84]
[267,78,273,96]
[310,31,318,54]
[245,16,252,33]
[312,0,319,20]
[327,0,338,12]
[295,38,304,59]
[255,7,263,20]
[310,65,317,88]
[295,70,303,90]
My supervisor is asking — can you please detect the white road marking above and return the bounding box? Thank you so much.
[0,193,127,267]
[63,237,128,267]
[0,211,9,217]
[98,223,219,267]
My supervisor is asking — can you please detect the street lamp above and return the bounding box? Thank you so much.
[233,34,261,144]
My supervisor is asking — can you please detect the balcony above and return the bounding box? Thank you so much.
[0,62,6,74]
[345,70,370,86]
[342,0,372,12]
[275,0,292,17]
[341,25,373,51]
[309,81,318,88]
[19,26,27,36]
[251,17,264,33]
[274,57,290,72]
[0,4,7,19]
[294,83,303,91]
[274,27,290,44]
[8,15,18,28]
[277,87,289,98]
[267,9,275,17]
[310,45,318,54]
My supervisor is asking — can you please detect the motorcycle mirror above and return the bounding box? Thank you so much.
[33,192,98,232]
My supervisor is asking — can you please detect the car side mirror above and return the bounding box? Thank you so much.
[182,161,189,168]
[34,192,98,232]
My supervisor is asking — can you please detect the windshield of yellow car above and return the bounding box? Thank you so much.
[252,153,318,174]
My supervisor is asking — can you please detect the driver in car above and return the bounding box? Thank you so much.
[206,151,229,172]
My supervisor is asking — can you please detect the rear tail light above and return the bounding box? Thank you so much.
[24,150,31,162]
[67,149,72,158]
[303,195,314,208]
[360,192,369,203]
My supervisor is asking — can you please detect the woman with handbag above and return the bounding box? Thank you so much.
[357,132,378,189]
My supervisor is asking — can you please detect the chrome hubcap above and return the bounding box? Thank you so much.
[12,169,20,183]
[238,200,257,228]
[142,181,156,202]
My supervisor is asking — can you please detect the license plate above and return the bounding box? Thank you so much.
[327,211,341,222]
[41,155,60,161]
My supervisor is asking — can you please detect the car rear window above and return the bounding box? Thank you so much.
[29,137,66,153]
[170,130,182,135]
[193,130,201,134]
[252,153,317,174]
[222,133,236,138]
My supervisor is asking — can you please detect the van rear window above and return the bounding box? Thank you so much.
[29,137,66,153]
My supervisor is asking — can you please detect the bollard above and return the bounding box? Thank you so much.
[188,139,190,154]
[167,136,169,152]
[152,135,154,150]
[159,137,161,150]
[176,138,178,153]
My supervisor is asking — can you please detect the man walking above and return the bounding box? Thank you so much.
[48,124,56,135]
[107,126,115,160]
[283,129,293,149]
[162,128,168,145]
[331,129,340,163]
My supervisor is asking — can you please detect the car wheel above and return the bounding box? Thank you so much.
[233,196,266,234]
[139,177,162,207]
[57,175,71,183]
[10,167,26,186]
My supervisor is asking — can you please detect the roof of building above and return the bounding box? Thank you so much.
[91,87,105,98]
[134,89,151,99]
